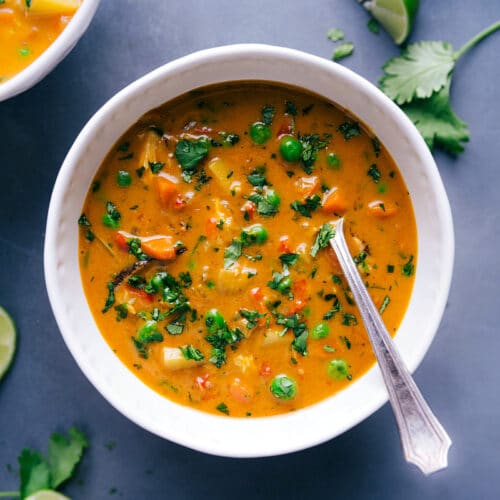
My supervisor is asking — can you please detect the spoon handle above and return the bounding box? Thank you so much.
[329,218,452,475]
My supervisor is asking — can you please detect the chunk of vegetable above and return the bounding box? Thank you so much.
[156,172,180,206]
[322,187,348,214]
[207,157,233,190]
[140,235,176,260]
[163,347,204,370]
[27,0,80,15]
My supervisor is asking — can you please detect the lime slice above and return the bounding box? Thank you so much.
[25,491,70,500]
[0,306,16,380]
[361,0,419,44]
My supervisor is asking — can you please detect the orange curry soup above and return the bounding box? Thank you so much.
[0,0,81,82]
[79,82,417,418]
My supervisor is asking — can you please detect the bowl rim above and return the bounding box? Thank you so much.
[0,0,101,102]
[44,43,455,457]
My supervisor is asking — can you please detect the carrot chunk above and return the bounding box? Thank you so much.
[157,173,180,206]
[322,187,348,214]
[140,235,176,260]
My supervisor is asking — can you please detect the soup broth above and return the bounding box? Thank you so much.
[79,82,417,417]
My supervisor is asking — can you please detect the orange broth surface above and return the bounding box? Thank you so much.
[0,0,80,82]
[79,82,417,418]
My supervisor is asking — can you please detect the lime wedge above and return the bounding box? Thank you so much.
[360,0,419,44]
[0,306,16,380]
[25,491,70,500]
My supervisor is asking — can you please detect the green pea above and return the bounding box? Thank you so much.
[250,122,271,145]
[117,170,132,187]
[137,320,160,341]
[149,272,168,292]
[279,136,302,162]
[327,153,341,169]
[327,358,350,380]
[264,188,281,209]
[205,308,226,333]
[270,374,297,400]
[311,322,330,340]
[241,224,268,245]
[277,276,293,294]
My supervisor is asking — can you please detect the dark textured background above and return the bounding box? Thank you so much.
[1,1,499,498]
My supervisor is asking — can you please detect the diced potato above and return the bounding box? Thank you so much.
[233,354,256,374]
[262,329,289,347]
[163,347,204,371]
[138,130,165,170]
[295,176,319,198]
[207,157,234,190]
[28,0,80,15]
[218,264,255,293]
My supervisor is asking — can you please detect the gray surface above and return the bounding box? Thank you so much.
[1,0,499,498]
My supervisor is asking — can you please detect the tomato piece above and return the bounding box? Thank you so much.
[229,378,253,403]
[259,362,272,377]
[279,235,291,253]
[114,231,130,252]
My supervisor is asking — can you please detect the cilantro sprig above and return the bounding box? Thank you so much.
[0,427,88,499]
[380,21,500,154]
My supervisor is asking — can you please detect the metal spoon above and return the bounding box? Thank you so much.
[328,218,452,475]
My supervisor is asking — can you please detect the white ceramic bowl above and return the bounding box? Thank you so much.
[44,44,454,457]
[0,0,100,102]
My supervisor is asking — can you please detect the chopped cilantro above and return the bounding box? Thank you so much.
[367,18,380,34]
[261,105,276,125]
[102,201,121,228]
[338,122,361,140]
[180,344,204,361]
[102,282,115,313]
[279,253,299,266]
[342,313,358,326]
[290,195,321,218]
[298,133,329,174]
[78,213,91,227]
[333,42,354,61]
[327,27,344,42]
[402,255,415,276]
[310,223,335,258]
[240,309,267,329]
[247,166,268,187]
[216,402,230,415]
[367,164,381,183]
[379,295,391,314]
[149,161,164,174]
[224,239,242,269]
[175,138,210,182]
[285,101,298,116]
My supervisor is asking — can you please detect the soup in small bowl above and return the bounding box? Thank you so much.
[45,45,454,457]
[0,0,100,101]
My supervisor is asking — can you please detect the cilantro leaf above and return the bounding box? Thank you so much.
[327,28,344,42]
[333,42,354,61]
[261,105,275,126]
[247,166,268,187]
[19,450,51,498]
[279,253,299,266]
[299,134,329,174]
[401,82,469,154]
[379,41,456,105]
[310,223,335,258]
[338,122,360,140]
[180,344,204,361]
[290,195,321,218]
[224,239,242,269]
[17,427,88,499]
[48,427,89,488]
[175,139,210,181]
